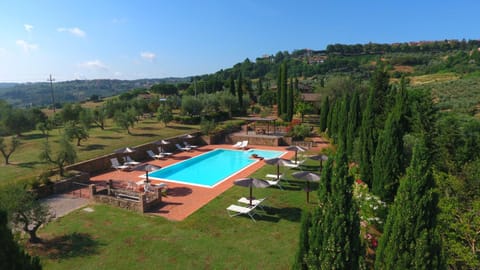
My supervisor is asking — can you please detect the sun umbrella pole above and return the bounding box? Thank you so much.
[295,151,298,163]
[249,186,253,206]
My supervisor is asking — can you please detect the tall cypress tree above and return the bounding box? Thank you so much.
[317,140,361,269]
[229,75,236,96]
[375,138,443,270]
[359,88,376,186]
[286,78,294,121]
[237,73,243,108]
[346,90,361,158]
[293,211,312,270]
[277,67,282,116]
[319,96,330,132]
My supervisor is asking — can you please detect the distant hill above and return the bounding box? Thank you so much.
[0,78,189,107]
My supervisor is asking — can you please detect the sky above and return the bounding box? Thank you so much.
[1,0,479,83]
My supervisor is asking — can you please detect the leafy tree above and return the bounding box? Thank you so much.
[79,108,93,130]
[3,109,32,136]
[0,184,54,244]
[64,121,89,146]
[181,95,204,116]
[319,96,329,132]
[92,106,107,130]
[150,83,178,95]
[157,104,173,127]
[0,210,42,269]
[0,136,21,165]
[217,91,238,117]
[60,103,83,124]
[39,136,77,176]
[113,110,135,134]
[295,101,313,123]
[375,138,443,270]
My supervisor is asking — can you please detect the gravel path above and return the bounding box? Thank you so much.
[41,194,90,218]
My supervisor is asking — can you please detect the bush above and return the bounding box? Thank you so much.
[200,118,216,135]
[288,124,311,140]
[173,115,201,124]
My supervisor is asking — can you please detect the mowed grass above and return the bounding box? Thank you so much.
[32,162,321,269]
[0,119,198,186]
[409,72,459,85]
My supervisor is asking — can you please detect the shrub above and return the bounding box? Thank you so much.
[200,118,216,135]
[173,115,201,124]
[288,124,311,140]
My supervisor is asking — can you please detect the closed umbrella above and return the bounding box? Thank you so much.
[114,147,136,154]
[309,154,328,172]
[285,145,307,164]
[292,171,320,203]
[133,164,162,183]
[155,140,171,153]
[233,178,270,206]
[264,157,294,180]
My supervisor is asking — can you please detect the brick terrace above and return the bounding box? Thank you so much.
[90,141,328,221]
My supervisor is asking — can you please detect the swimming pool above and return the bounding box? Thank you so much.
[147,148,285,188]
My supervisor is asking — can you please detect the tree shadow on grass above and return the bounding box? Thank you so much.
[17,161,43,168]
[96,135,122,140]
[80,144,105,151]
[33,232,102,260]
[21,133,46,140]
[265,206,302,222]
[131,133,156,137]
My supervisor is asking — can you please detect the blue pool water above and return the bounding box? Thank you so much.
[147,148,284,187]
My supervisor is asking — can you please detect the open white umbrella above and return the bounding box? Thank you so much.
[133,164,162,183]
[264,157,294,180]
[285,145,307,163]
[292,171,320,203]
[155,140,171,153]
[309,154,328,172]
[234,178,270,206]
[184,134,195,139]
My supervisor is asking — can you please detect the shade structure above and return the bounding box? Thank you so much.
[114,147,136,154]
[234,178,270,206]
[285,145,307,163]
[292,171,320,203]
[309,154,328,172]
[184,134,195,139]
[133,164,162,183]
[264,157,294,179]
[155,139,171,145]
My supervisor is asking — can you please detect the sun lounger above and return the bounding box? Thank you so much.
[110,158,130,170]
[176,143,191,151]
[232,141,242,148]
[147,150,164,160]
[226,203,260,222]
[238,197,266,210]
[157,147,173,156]
[183,141,198,149]
[265,173,283,179]
[124,156,140,166]
[265,179,283,190]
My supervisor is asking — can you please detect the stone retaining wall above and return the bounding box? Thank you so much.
[66,132,203,175]
[34,171,90,199]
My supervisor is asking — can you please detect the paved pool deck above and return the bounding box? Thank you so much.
[90,142,328,221]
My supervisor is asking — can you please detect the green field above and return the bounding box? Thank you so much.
[30,163,321,269]
[0,119,198,186]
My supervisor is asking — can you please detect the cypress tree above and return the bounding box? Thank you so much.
[293,211,312,270]
[370,66,391,130]
[359,88,376,186]
[257,78,263,97]
[319,96,329,132]
[375,138,443,270]
[346,90,361,158]
[327,99,338,139]
[277,67,282,116]
[372,109,404,203]
[237,73,243,108]
[229,75,236,96]
[317,140,361,269]
[286,78,294,121]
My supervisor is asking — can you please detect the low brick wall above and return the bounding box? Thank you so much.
[228,134,291,146]
[89,183,163,213]
[34,171,90,199]
[66,132,203,176]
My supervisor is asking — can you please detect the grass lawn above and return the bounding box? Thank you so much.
[31,161,322,269]
[0,119,198,186]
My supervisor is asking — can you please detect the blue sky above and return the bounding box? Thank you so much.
[1,0,479,82]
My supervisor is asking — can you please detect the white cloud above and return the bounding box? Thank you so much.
[140,51,156,61]
[80,60,108,70]
[16,40,38,52]
[24,24,34,32]
[57,27,86,38]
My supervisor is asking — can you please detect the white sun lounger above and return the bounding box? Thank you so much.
[110,158,130,170]
[147,150,164,160]
[124,156,140,166]
[265,179,283,190]
[176,143,191,152]
[238,197,266,210]
[157,147,172,156]
[232,141,242,148]
[184,141,198,149]
[226,203,260,222]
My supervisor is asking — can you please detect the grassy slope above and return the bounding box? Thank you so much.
[0,119,198,186]
[32,162,321,269]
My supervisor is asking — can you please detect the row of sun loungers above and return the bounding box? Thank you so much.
[226,197,266,222]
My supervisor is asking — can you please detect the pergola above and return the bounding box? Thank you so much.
[235,117,278,135]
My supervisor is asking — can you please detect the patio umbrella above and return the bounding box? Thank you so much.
[285,145,307,164]
[233,178,270,206]
[133,164,162,183]
[264,157,294,180]
[292,171,320,203]
[155,140,171,152]
[184,134,195,139]
[309,154,328,172]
